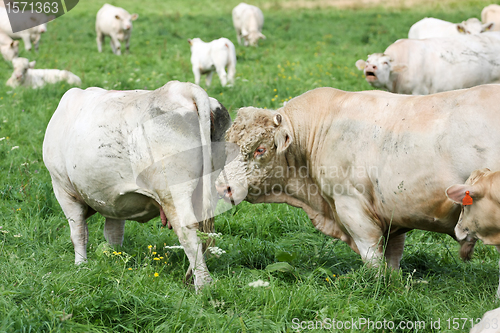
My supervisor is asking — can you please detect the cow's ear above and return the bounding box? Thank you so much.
[483,22,495,31]
[131,13,138,21]
[446,184,482,204]
[456,24,466,34]
[355,59,366,70]
[241,29,249,37]
[13,41,19,47]
[273,113,292,154]
[391,64,407,73]
[28,61,36,68]
[187,38,192,45]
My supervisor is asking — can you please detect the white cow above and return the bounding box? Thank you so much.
[6,57,81,88]
[355,32,500,95]
[188,37,236,87]
[0,32,18,61]
[482,4,500,32]
[232,3,265,47]
[96,4,138,55]
[470,307,500,333]
[408,17,494,39]
[43,81,231,290]
[0,7,53,51]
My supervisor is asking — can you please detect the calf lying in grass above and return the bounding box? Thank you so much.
[6,57,81,88]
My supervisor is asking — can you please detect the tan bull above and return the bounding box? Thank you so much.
[217,85,500,269]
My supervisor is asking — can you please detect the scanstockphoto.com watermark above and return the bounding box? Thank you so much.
[291,317,498,331]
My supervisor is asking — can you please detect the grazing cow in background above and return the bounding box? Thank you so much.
[447,168,500,298]
[216,85,500,270]
[408,17,494,39]
[6,57,81,88]
[43,81,231,290]
[470,307,500,333]
[232,3,265,47]
[482,4,500,32]
[0,32,18,61]
[188,37,236,87]
[355,32,500,95]
[0,7,53,51]
[96,4,138,55]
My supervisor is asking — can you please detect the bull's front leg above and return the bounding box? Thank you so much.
[333,195,385,266]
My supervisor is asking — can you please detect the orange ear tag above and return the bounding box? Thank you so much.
[462,191,473,206]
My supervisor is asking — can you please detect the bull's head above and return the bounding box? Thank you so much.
[216,107,292,204]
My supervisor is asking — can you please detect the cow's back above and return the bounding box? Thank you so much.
[386,34,500,94]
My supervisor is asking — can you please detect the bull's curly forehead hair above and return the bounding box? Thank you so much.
[225,107,278,158]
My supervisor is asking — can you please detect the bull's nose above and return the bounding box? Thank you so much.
[216,184,232,198]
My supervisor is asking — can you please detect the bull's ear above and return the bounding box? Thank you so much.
[131,13,138,21]
[187,39,192,45]
[456,24,466,34]
[446,184,482,204]
[483,22,495,31]
[28,61,36,68]
[273,113,292,154]
[355,59,366,70]
[391,63,407,73]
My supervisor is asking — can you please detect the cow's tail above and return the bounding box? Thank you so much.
[190,84,214,231]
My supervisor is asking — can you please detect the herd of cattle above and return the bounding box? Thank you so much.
[3,0,500,329]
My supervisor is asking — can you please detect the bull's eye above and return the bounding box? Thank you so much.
[254,146,266,158]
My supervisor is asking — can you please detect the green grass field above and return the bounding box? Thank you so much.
[1,0,500,331]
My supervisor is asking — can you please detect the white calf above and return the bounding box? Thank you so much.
[188,37,236,87]
[6,57,81,89]
[232,3,265,47]
[96,4,138,55]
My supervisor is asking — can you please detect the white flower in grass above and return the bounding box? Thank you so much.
[0,137,5,141]
[11,146,19,150]
[208,246,226,255]
[164,245,184,250]
[207,232,222,238]
[248,279,269,288]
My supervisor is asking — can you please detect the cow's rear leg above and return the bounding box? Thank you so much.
[162,196,211,291]
[52,184,89,264]
[103,218,126,246]
[384,233,406,269]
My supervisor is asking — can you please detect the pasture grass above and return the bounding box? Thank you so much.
[1,0,500,331]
